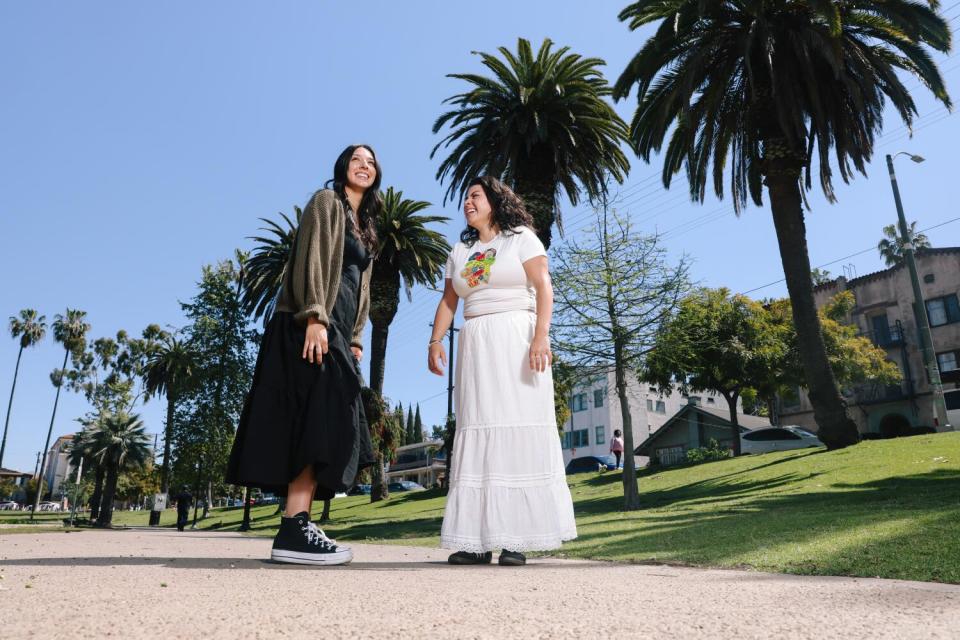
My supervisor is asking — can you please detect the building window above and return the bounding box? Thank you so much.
[706,397,715,404]
[937,350,959,373]
[572,429,589,447]
[646,399,653,411]
[570,393,588,412]
[781,386,801,410]
[594,389,604,408]
[595,426,605,445]
[562,432,571,449]
[655,400,666,414]
[926,294,960,327]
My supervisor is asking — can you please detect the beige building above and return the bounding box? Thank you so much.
[42,434,76,499]
[779,248,960,435]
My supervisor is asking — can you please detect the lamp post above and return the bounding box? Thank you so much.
[886,152,952,431]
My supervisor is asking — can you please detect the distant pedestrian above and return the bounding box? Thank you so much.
[610,430,624,469]
[176,486,192,532]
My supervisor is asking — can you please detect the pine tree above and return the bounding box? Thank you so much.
[406,406,414,446]
[413,404,423,443]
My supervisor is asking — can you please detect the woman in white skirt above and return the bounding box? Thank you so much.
[427,176,576,566]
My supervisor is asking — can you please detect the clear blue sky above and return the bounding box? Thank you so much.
[2,1,958,475]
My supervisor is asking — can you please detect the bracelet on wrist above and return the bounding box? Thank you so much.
[428,339,442,347]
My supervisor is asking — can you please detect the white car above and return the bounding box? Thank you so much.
[38,501,61,511]
[945,389,960,430]
[0,500,20,510]
[741,426,823,454]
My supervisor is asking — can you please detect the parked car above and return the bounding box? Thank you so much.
[255,494,279,505]
[348,484,371,496]
[740,426,823,455]
[38,501,62,511]
[945,389,960,429]
[0,500,20,510]
[387,480,425,492]
[565,455,620,474]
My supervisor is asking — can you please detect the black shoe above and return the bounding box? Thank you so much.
[499,549,526,566]
[447,551,493,565]
[270,512,352,566]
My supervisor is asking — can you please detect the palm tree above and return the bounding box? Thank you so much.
[878,221,931,267]
[67,423,105,519]
[90,412,152,527]
[2,310,46,468]
[368,188,449,501]
[613,1,952,449]
[242,207,302,325]
[32,309,90,516]
[432,37,631,249]
[143,334,196,524]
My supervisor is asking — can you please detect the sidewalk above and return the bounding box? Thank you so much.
[1,529,957,639]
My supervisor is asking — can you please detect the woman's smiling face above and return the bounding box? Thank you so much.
[346,147,377,191]
[464,184,493,230]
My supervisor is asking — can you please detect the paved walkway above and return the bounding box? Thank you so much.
[1,529,958,639]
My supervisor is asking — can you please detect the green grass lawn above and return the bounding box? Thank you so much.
[6,433,959,582]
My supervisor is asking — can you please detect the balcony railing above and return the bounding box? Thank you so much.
[860,322,906,349]
[852,381,906,405]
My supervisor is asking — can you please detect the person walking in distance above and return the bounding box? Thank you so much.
[610,429,624,470]
[227,144,380,565]
[176,486,192,532]
[428,176,576,567]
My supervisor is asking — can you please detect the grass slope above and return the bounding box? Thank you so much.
[5,433,958,582]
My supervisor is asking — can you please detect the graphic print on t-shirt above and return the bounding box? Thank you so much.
[461,248,497,288]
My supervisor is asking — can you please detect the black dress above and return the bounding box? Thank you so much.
[226,224,375,500]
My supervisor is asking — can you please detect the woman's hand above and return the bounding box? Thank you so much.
[428,342,447,376]
[529,334,552,373]
[302,319,329,364]
[351,346,363,362]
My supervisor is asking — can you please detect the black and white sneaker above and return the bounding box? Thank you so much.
[270,512,353,566]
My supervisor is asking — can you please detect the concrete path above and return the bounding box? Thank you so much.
[1,529,958,639]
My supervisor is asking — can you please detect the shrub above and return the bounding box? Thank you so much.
[685,439,731,465]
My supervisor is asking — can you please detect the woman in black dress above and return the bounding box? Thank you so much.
[227,144,380,565]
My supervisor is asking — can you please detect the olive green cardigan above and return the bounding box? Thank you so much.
[275,189,372,349]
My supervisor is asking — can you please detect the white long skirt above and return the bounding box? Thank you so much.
[440,310,577,553]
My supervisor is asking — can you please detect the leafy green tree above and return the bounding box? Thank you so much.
[2,309,47,468]
[174,261,257,517]
[878,221,931,267]
[241,206,302,324]
[552,206,691,510]
[811,268,833,286]
[369,188,449,394]
[644,289,788,455]
[90,412,152,527]
[143,334,197,523]
[613,1,952,449]
[432,37,631,249]
[363,390,404,501]
[0,478,16,500]
[33,309,90,515]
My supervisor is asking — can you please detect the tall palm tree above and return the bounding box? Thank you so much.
[370,187,450,394]
[32,309,90,516]
[67,423,105,519]
[368,188,449,502]
[90,412,151,527]
[613,0,952,449]
[143,334,196,524]
[878,221,931,267]
[2,310,46,468]
[432,37,631,249]
[242,207,302,325]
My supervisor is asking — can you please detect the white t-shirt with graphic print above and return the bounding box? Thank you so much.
[444,226,547,318]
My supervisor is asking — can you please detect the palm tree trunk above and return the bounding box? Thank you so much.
[0,346,24,468]
[368,266,401,395]
[766,165,859,449]
[514,146,558,250]
[614,339,641,510]
[89,463,105,520]
[32,347,70,517]
[370,454,387,503]
[150,393,176,526]
[96,463,119,527]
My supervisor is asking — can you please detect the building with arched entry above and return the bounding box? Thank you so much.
[778,248,960,436]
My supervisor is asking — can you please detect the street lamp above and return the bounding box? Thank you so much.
[885,152,952,431]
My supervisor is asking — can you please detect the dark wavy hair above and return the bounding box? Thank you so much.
[460,176,535,247]
[325,144,381,252]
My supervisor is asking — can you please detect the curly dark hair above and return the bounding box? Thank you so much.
[460,176,536,247]
[326,144,381,253]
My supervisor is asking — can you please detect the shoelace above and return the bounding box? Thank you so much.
[301,521,337,550]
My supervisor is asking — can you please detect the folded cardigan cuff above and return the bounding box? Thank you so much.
[294,305,329,327]
[350,336,363,349]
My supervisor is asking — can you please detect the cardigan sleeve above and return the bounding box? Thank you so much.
[289,190,345,326]
[350,261,373,348]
